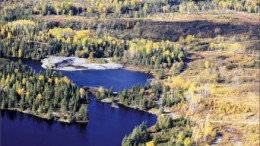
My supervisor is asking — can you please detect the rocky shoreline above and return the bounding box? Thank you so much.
[41,56,123,71]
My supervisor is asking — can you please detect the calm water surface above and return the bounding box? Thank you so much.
[1,59,157,146]
[20,59,153,92]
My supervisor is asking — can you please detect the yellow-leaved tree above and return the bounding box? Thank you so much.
[79,88,86,98]
[146,141,154,146]
[37,93,43,100]
[17,88,25,96]
[39,75,44,81]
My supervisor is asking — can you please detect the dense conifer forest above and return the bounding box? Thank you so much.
[0,59,89,122]
[0,0,259,145]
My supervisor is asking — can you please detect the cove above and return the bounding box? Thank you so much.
[19,59,153,92]
[1,102,156,146]
[1,59,157,146]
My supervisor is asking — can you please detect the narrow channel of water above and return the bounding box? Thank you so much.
[1,102,156,146]
[1,58,157,146]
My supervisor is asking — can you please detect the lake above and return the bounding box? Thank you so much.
[19,59,153,92]
[1,59,157,146]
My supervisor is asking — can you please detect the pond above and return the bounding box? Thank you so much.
[1,59,157,146]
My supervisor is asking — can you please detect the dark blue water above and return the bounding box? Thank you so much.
[21,59,153,92]
[1,59,157,146]
[1,102,156,146]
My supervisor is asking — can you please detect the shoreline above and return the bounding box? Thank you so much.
[98,97,159,115]
[40,56,157,81]
[41,56,123,71]
[123,64,157,78]
[3,56,160,124]
[1,108,88,124]
[1,97,158,124]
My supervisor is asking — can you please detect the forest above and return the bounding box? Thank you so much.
[0,19,187,73]
[0,58,89,123]
[95,83,162,110]
[122,116,196,146]
[1,0,259,21]
[0,0,259,146]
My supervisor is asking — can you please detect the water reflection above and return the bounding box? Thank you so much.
[17,58,153,92]
[1,101,156,146]
[1,58,156,146]
[7,110,18,121]
[2,110,87,132]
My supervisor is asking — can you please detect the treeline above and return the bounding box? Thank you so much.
[0,20,61,60]
[0,59,89,123]
[0,19,187,72]
[95,83,162,111]
[118,83,162,110]
[178,0,259,13]
[122,116,193,146]
[1,3,33,22]
[122,122,151,146]
[1,0,258,22]
[0,20,125,60]
[125,39,187,71]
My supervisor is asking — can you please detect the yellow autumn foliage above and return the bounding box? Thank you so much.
[39,75,45,81]
[6,20,36,30]
[17,88,25,95]
[37,93,43,100]
[146,141,154,146]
